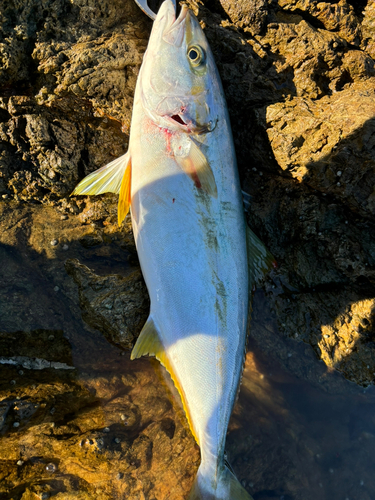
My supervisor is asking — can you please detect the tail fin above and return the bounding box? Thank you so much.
[188,464,253,500]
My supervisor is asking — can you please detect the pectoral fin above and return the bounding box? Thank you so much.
[131,316,199,444]
[71,152,130,196]
[117,158,132,226]
[246,226,276,291]
[175,140,217,198]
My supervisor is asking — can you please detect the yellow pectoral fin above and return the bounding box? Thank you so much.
[131,317,199,444]
[175,140,217,198]
[71,153,130,196]
[117,158,132,226]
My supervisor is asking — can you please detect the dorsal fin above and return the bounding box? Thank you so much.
[131,317,199,444]
[246,226,276,291]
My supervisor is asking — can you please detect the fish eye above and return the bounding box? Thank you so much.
[187,45,205,67]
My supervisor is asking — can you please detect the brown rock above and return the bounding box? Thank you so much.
[278,0,361,45]
[362,1,375,59]
[219,0,269,35]
[65,258,149,349]
[265,81,375,217]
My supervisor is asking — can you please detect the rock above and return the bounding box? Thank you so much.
[219,0,269,35]
[0,400,12,431]
[65,258,149,348]
[0,329,73,367]
[78,230,103,247]
[0,0,147,204]
[0,203,198,500]
[2,0,375,497]
[265,81,375,217]
[278,0,362,45]
[362,1,375,60]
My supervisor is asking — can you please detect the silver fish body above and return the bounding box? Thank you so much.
[72,2,273,498]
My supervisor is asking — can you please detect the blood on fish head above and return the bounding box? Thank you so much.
[139,0,220,135]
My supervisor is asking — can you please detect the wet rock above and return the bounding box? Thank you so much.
[0,329,73,368]
[0,400,12,430]
[0,202,197,497]
[65,258,149,348]
[79,230,104,248]
[245,167,375,386]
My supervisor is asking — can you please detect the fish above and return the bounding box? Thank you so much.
[72,1,274,498]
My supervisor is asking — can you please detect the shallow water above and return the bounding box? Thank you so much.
[232,341,375,500]
[1,202,375,500]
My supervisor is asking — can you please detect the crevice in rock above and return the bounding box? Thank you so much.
[335,69,354,91]
[0,108,11,122]
[347,0,368,20]
[279,8,326,31]
[204,0,231,21]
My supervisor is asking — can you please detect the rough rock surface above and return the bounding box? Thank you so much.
[65,258,149,349]
[1,0,375,498]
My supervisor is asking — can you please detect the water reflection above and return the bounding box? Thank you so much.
[2,328,375,500]
[228,339,375,500]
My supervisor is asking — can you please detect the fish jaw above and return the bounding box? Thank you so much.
[139,2,219,135]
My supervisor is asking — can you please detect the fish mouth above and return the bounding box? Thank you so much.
[170,3,189,27]
[162,3,189,45]
[168,113,217,134]
[170,114,187,126]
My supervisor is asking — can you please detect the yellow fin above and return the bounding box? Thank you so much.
[175,140,217,197]
[131,316,162,360]
[117,158,132,226]
[188,465,254,500]
[71,153,130,196]
[246,226,276,291]
[131,317,199,444]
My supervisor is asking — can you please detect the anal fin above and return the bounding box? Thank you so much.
[131,316,199,444]
[131,316,162,360]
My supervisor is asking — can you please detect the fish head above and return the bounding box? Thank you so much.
[140,0,220,135]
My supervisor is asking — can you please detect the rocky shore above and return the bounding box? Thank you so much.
[1,0,375,498]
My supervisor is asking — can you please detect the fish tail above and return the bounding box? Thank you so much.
[188,463,253,500]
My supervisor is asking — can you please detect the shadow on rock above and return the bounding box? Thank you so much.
[246,101,375,388]
[65,258,149,349]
